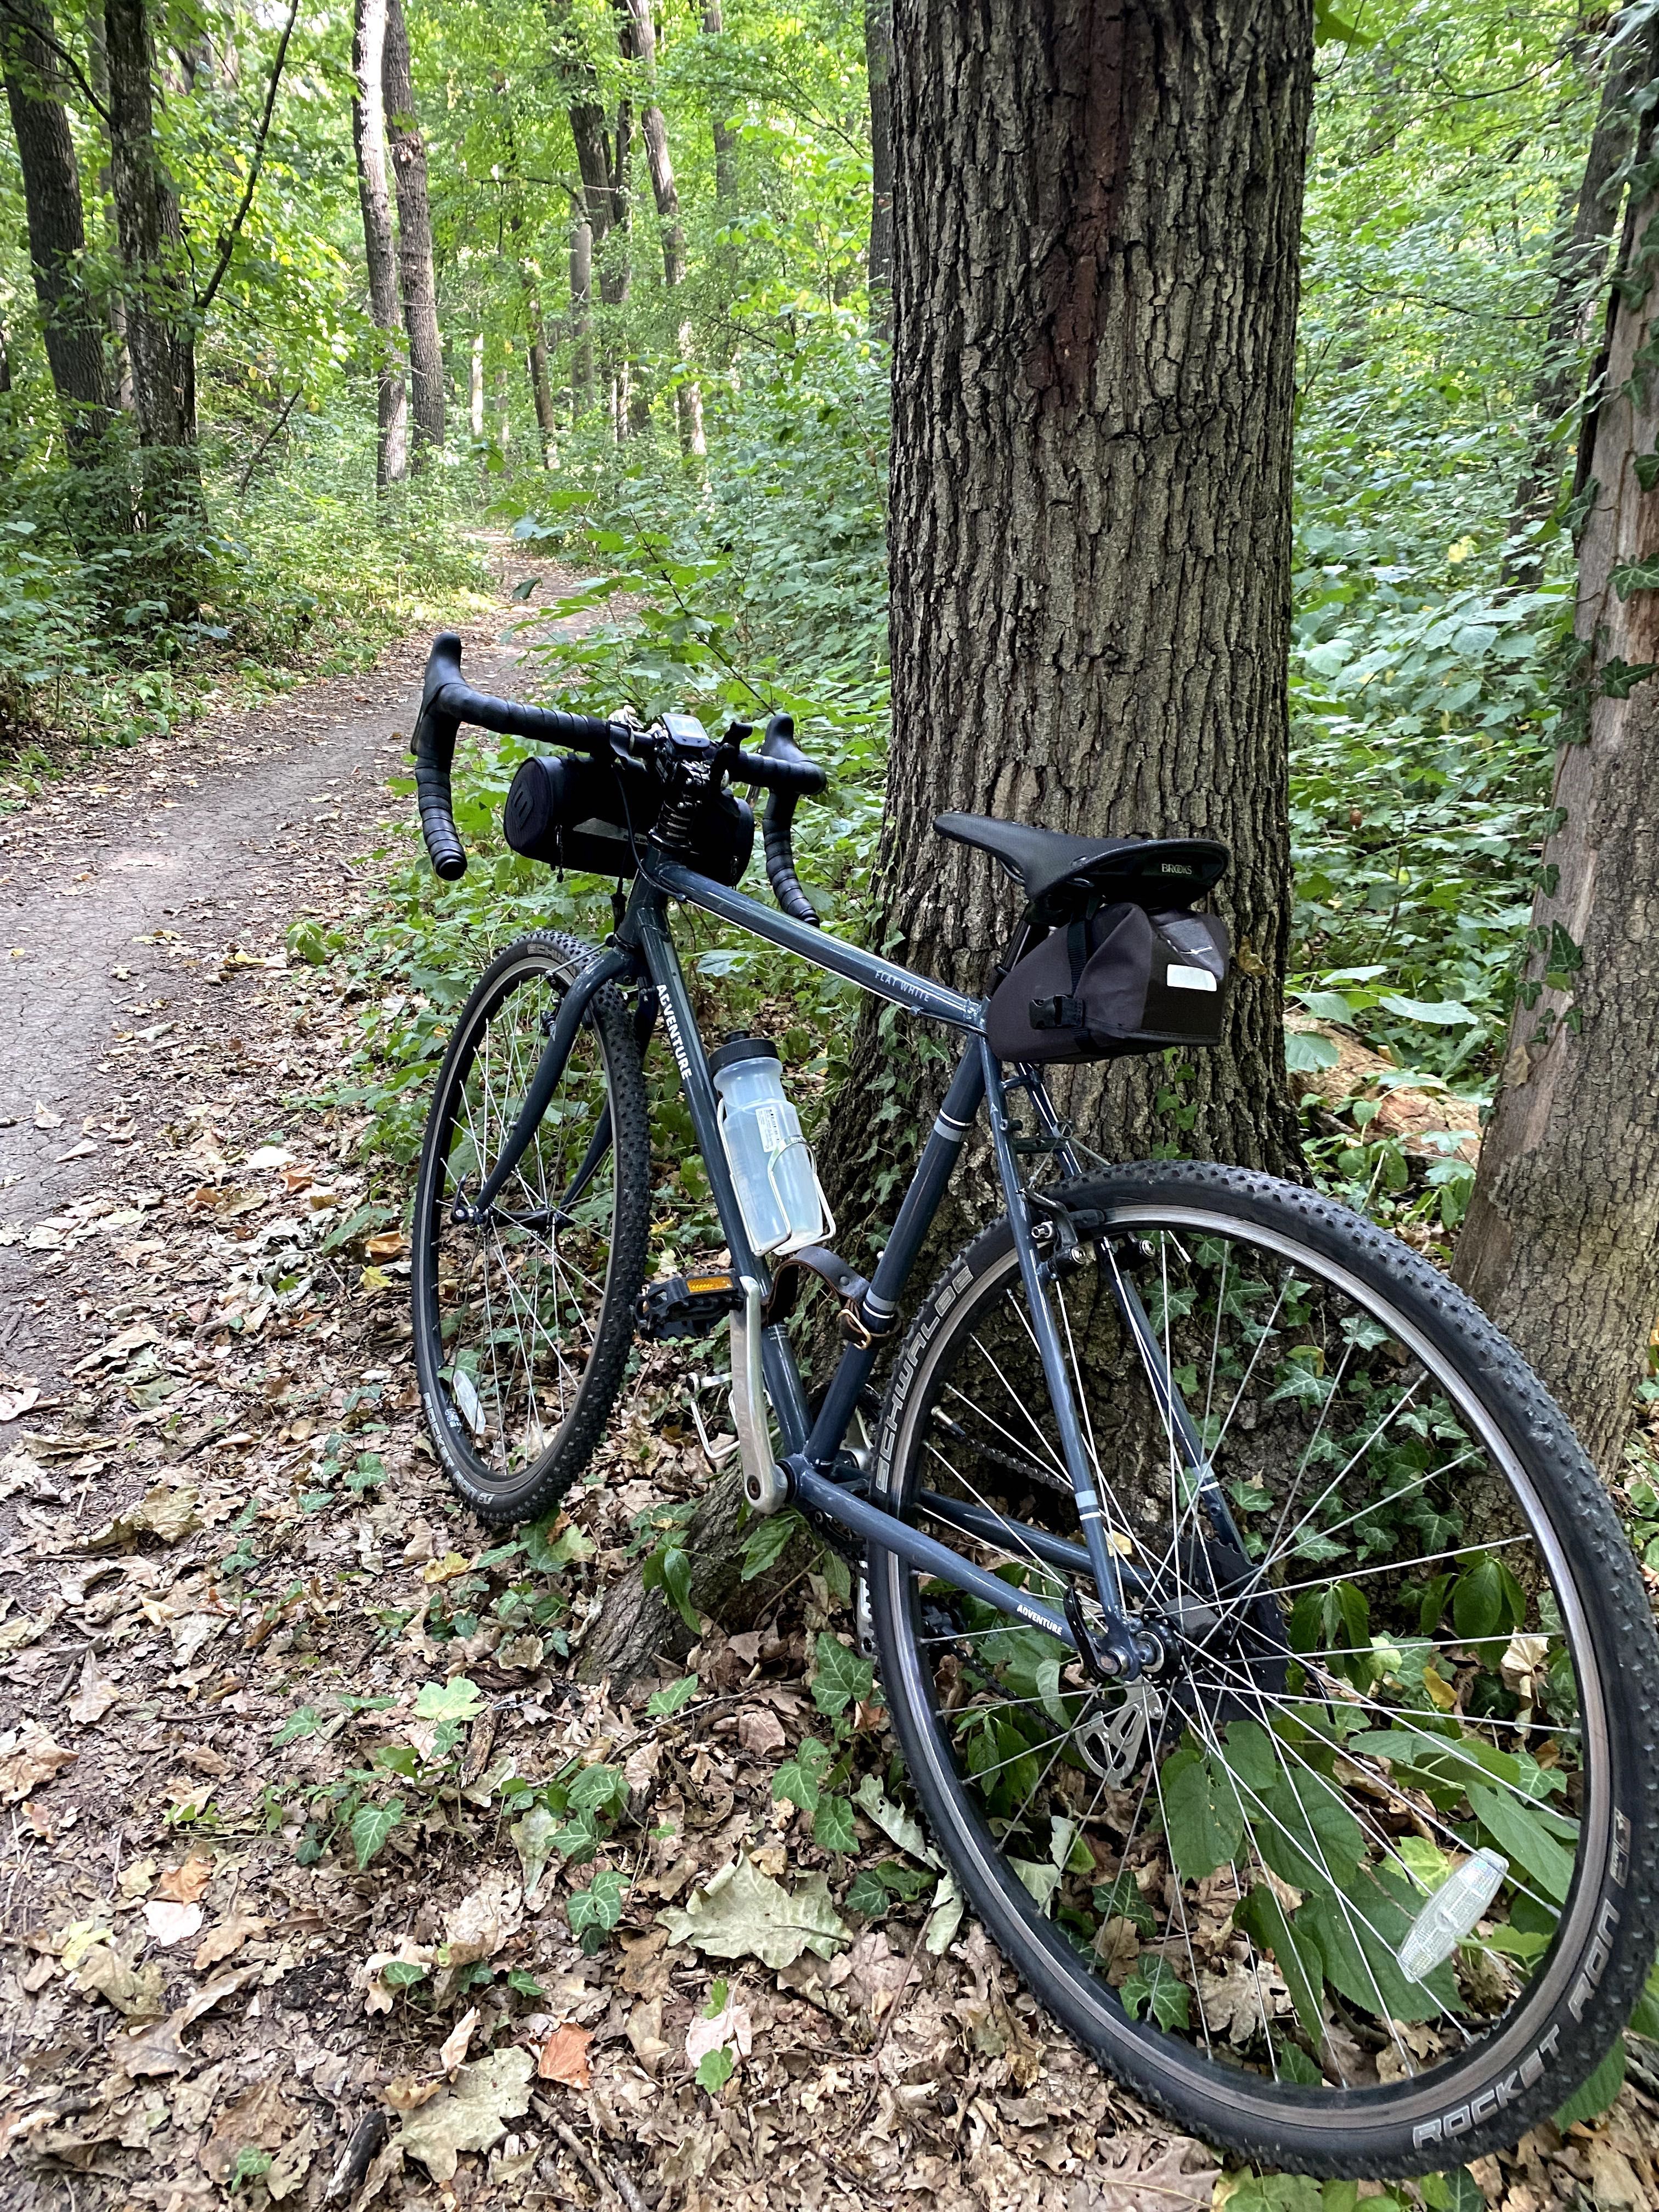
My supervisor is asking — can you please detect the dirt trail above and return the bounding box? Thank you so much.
[0,625,521,1391]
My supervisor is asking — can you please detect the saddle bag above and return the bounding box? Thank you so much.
[986,900,1231,1064]
[501,752,754,887]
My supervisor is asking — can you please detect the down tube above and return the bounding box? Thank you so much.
[629,888,814,1448]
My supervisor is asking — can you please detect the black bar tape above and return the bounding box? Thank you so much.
[758,713,822,924]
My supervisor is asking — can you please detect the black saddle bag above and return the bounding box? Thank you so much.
[502,752,754,887]
[986,900,1231,1063]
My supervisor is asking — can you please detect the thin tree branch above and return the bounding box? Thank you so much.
[235,381,302,495]
[196,0,301,316]
[0,0,111,123]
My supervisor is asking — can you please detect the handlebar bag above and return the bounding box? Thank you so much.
[985,900,1230,1064]
[503,752,755,887]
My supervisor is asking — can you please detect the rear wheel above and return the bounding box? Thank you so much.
[870,1161,1659,2175]
[411,932,651,1524]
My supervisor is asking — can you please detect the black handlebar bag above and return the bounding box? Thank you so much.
[986,900,1231,1063]
[503,752,754,886]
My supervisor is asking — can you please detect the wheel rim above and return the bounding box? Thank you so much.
[420,957,620,1493]
[879,1198,1611,2126]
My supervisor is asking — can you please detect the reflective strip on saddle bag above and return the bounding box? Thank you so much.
[984,901,1231,1063]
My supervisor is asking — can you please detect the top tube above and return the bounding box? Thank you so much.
[645,855,987,1035]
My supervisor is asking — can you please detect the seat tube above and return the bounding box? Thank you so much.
[979,1036,1141,1677]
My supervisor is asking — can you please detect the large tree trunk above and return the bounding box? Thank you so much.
[2,0,118,464]
[1504,35,1640,584]
[1453,146,1659,1487]
[351,0,408,493]
[820,0,1311,1266]
[104,0,201,527]
[701,0,737,208]
[864,0,893,340]
[382,0,443,461]
[619,0,703,454]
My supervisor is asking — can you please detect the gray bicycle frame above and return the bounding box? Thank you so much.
[477,844,1234,1680]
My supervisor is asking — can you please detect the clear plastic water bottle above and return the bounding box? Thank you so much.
[710,1036,831,1256]
[1396,1848,1508,1981]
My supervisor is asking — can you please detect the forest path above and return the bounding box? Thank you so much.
[0,617,527,1394]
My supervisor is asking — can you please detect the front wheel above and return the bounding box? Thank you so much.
[411,932,651,1525]
[870,1160,1659,2175]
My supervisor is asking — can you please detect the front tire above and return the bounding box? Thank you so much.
[870,1160,1659,2175]
[411,932,651,1525]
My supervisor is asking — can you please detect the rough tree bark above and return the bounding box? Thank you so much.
[351,0,408,493]
[2,0,118,462]
[620,0,703,454]
[577,1470,811,1686]
[864,0,893,340]
[104,0,202,524]
[1505,34,1641,583]
[382,0,443,460]
[1453,146,1659,1486]
[468,331,483,440]
[701,0,737,208]
[819,0,1311,1264]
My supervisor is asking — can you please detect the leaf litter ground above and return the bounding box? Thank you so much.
[0,584,1654,2212]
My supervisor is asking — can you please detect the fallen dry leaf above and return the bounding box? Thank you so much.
[66,1651,121,1726]
[201,2075,297,2186]
[441,1869,522,1967]
[736,1706,786,1756]
[267,2118,318,2203]
[384,2075,443,2115]
[72,1939,165,2020]
[363,1230,406,1260]
[627,1997,670,2072]
[143,1899,204,1947]
[1069,2132,1218,2211]
[659,1856,849,1971]
[154,1853,214,1903]
[193,1912,267,1971]
[536,2022,594,2089]
[396,2047,534,2183]
[0,1383,41,1424]
[684,1995,753,2072]
[439,2006,479,2072]
[33,1101,63,1129]
[83,1481,201,1549]
[0,1723,76,1803]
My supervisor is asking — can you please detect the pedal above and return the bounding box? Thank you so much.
[638,1272,744,1342]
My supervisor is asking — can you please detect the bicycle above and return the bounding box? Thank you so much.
[404,631,1659,2176]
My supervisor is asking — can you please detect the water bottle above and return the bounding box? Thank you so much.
[710,1036,832,1256]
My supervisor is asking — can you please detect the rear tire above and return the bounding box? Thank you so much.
[411,932,651,1525]
[870,1160,1659,2175]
